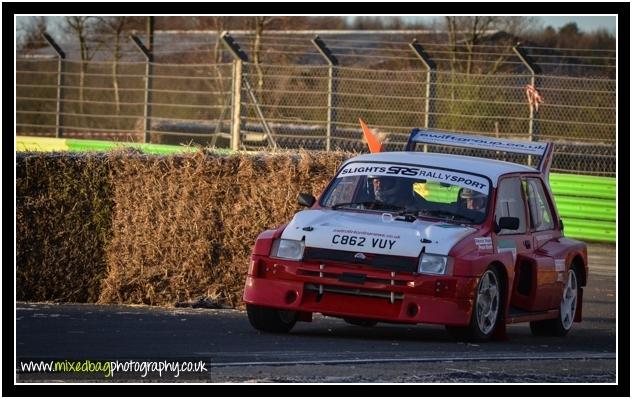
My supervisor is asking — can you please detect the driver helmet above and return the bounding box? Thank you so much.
[461,188,487,210]
[371,176,400,203]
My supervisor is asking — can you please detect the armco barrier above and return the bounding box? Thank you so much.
[15,137,615,242]
[550,173,616,242]
[16,136,200,155]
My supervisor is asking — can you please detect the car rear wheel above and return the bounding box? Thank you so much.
[246,304,298,333]
[447,267,502,341]
[343,317,378,327]
[530,267,578,337]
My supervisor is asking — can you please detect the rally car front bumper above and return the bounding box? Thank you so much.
[243,255,479,326]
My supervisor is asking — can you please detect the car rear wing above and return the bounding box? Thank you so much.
[405,128,554,176]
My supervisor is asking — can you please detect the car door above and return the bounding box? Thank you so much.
[492,176,535,311]
[522,177,561,310]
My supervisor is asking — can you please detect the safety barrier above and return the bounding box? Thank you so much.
[550,173,616,242]
[16,135,200,155]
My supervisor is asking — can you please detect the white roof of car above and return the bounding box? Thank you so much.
[342,151,539,187]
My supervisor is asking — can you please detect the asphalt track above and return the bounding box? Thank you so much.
[15,244,617,383]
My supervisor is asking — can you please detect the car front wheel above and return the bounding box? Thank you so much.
[246,304,298,333]
[447,267,502,341]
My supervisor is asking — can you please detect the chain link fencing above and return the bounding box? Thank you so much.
[238,63,615,175]
[16,33,616,176]
[16,58,234,145]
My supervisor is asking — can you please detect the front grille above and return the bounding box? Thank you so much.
[303,247,418,273]
[297,269,408,286]
[304,283,404,301]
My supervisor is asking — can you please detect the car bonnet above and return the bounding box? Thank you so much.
[280,209,475,257]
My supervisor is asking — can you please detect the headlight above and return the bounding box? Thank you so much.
[270,239,305,260]
[418,253,448,275]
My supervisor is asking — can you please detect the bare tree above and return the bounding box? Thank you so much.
[64,16,102,113]
[251,16,277,92]
[196,16,235,136]
[246,17,312,120]
[351,16,384,30]
[445,16,499,74]
[442,16,536,132]
[153,16,195,31]
[305,16,346,30]
[445,16,459,73]
[444,16,536,75]
[146,16,154,52]
[18,16,48,52]
[96,17,128,114]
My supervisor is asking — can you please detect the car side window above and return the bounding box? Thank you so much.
[495,177,527,235]
[523,178,554,232]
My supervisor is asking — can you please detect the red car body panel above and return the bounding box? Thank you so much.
[245,255,479,325]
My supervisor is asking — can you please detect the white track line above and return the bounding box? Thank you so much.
[209,352,615,367]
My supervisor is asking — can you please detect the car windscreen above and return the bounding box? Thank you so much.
[320,161,492,224]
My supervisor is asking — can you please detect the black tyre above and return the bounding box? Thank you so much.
[446,266,502,342]
[246,304,298,333]
[343,317,378,327]
[530,267,578,337]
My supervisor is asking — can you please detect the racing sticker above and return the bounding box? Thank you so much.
[339,162,489,193]
[475,237,493,252]
[411,131,547,156]
[497,239,517,263]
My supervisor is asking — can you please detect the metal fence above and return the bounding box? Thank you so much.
[16,32,616,176]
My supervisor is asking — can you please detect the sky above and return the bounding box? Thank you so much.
[373,15,616,34]
[537,16,615,33]
[16,15,617,40]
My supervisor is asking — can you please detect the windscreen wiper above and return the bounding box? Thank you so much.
[418,209,477,223]
[395,209,418,222]
[332,201,378,210]
[371,202,406,211]
[332,201,404,211]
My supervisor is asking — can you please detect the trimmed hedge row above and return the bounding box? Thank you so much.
[17,153,114,302]
[16,150,349,307]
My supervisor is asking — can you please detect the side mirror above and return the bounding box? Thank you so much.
[297,193,316,208]
[498,216,520,231]
[559,218,564,230]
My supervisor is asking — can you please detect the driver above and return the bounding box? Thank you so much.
[371,176,412,208]
[460,188,487,212]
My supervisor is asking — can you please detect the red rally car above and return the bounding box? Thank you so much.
[243,129,588,341]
